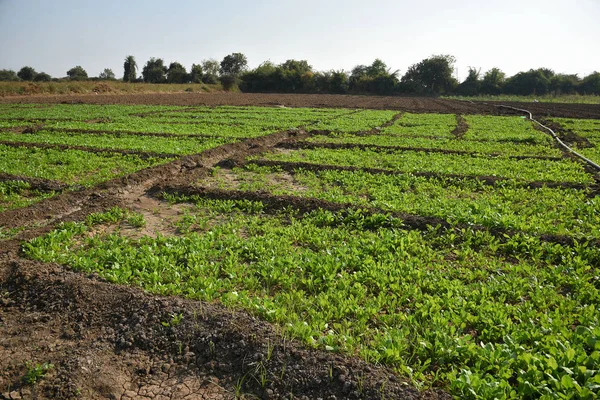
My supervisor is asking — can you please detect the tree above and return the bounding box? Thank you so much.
[314,70,349,94]
[190,64,203,83]
[581,72,600,95]
[456,67,481,96]
[0,69,19,81]
[239,61,277,92]
[166,62,188,84]
[123,55,137,82]
[349,59,398,95]
[280,60,312,75]
[67,66,88,80]
[201,59,220,84]
[99,68,115,80]
[481,68,506,95]
[504,69,551,96]
[33,72,52,82]
[220,53,248,76]
[17,66,37,81]
[366,59,388,76]
[401,54,457,94]
[549,74,580,95]
[142,58,167,83]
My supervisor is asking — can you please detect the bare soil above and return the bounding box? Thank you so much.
[1,94,597,400]
[451,115,468,138]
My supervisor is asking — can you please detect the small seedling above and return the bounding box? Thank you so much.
[161,313,183,327]
[126,212,146,228]
[22,362,53,385]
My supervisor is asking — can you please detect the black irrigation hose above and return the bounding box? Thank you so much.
[462,100,600,172]
[494,104,600,172]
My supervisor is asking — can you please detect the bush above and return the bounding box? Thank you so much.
[220,74,239,91]
[0,69,19,81]
[67,66,88,81]
[33,72,52,82]
[17,66,37,81]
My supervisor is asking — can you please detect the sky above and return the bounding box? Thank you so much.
[0,0,599,81]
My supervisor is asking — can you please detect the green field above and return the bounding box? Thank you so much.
[2,103,600,399]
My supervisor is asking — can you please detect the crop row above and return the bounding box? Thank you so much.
[305,134,562,158]
[0,130,232,156]
[256,147,592,184]
[464,115,552,144]
[204,164,599,239]
[0,144,165,186]
[380,113,457,137]
[0,104,183,120]
[23,202,600,399]
[551,118,600,165]
[0,179,55,212]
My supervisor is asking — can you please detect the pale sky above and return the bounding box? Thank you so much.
[0,0,598,81]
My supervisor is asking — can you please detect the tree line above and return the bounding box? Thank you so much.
[1,53,599,96]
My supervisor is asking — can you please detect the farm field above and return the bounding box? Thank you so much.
[1,97,599,399]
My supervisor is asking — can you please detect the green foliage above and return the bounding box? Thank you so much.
[123,55,137,82]
[201,59,220,84]
[0,180,55,212]
[166,62,188,84]
[0,69,19,81]
[23,203,600,399]
[98,68,115,80]
[17,66,37,81]
[581,72,600,95]
[66,65,88,80]
[349,59,399,95]
[220,52,248,76]
[0,144,164,186]
[549,73,580,95]
[190,63,203,83]
[480,67,506,95]
[504,68,554,96]
[280,59,312,75]
[219,74,239,91]
[142,57,167,83]
[22,362,53,385]
[400,54,457,95]
[456,67,481,96]
[33,72,52,82]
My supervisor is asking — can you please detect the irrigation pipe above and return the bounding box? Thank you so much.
[463,100,600,172]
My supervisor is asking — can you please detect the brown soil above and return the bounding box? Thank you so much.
[1,94,597,400]
[451,115,468,138]
[0,173,69,192]
[2,93,599,119]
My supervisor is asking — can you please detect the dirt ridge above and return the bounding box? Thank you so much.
[0,173,69,192]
